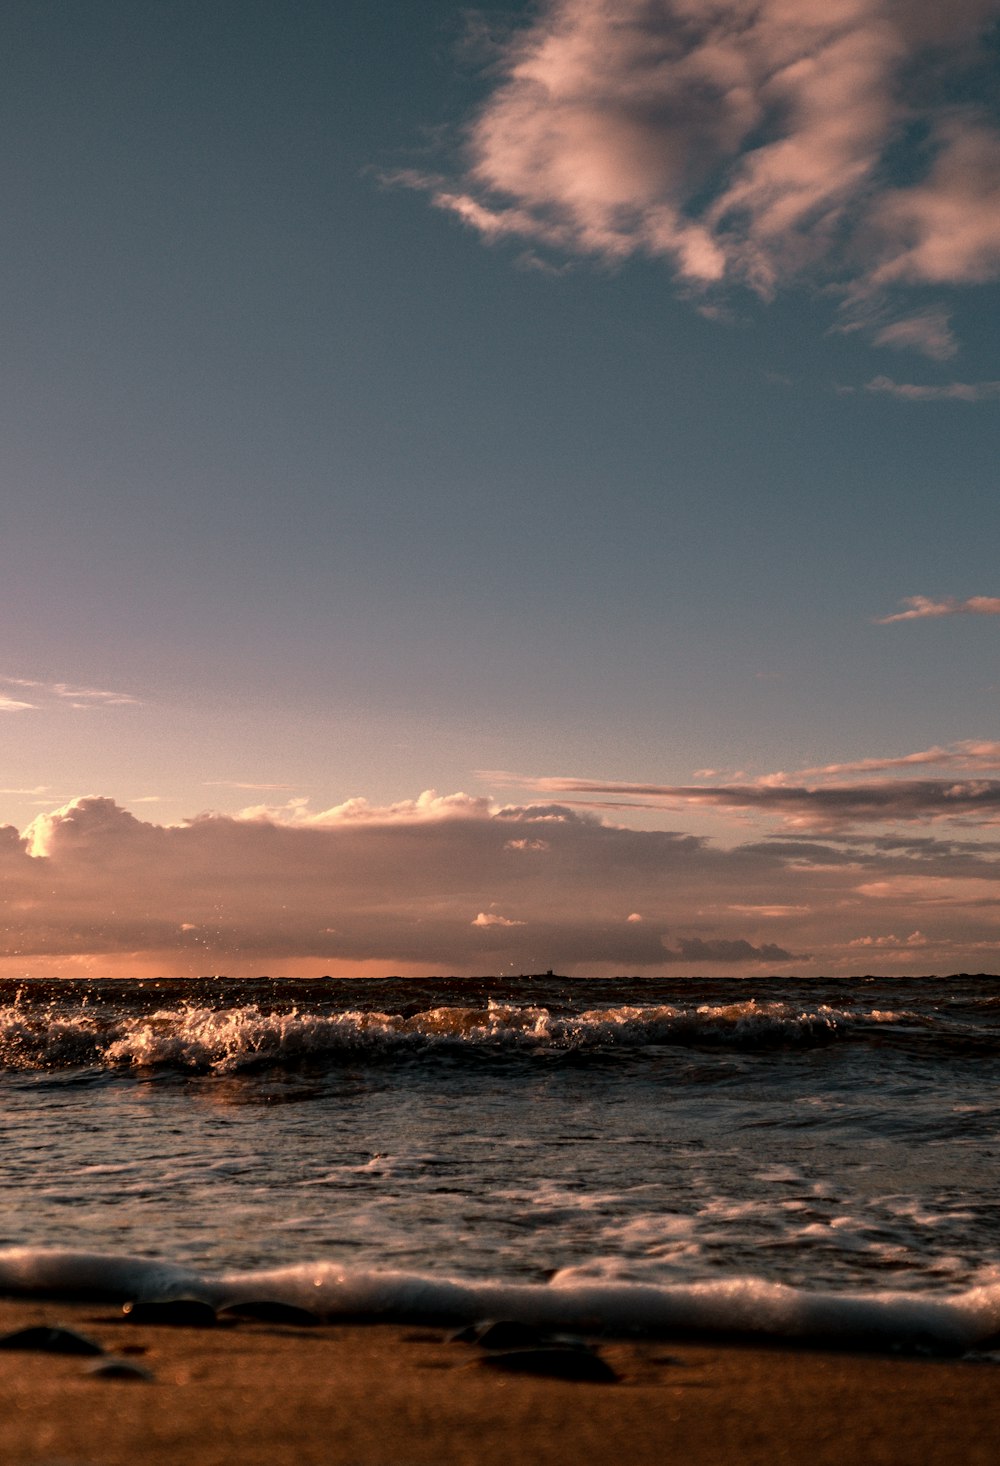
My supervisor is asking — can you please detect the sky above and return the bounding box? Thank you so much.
[1,0,999,977]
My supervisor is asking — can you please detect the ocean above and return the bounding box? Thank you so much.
[4,974,1000,1352]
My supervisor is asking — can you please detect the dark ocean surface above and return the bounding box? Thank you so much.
[3,975,1000,1348]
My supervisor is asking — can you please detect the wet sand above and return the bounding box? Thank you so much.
[0,1299,998,1466]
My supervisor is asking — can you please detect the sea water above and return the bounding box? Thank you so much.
[3,974,1000,1350]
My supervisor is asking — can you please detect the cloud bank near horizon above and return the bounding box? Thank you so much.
[487,772,1000,830]
[5,789,1000,977]
[413,0,1000,347]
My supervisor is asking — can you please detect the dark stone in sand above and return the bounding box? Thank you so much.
[85,1356,155,1381]
[477,1346,619,1383]
[122,1298,217,1328]
[220,1300,321,1326]
[0,1326,105,1356]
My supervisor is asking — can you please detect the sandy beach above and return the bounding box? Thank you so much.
[0,1299,998,1466]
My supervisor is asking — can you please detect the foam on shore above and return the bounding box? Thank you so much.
[2,1247,998,1353]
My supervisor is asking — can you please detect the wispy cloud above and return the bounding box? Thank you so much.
[0,676,141,708]
[877,596,1000,623]
[865,378,1000,401]
[778,741,1000,778]
[404,0,1000,346]
[483,770,1000,831]
[204,781,298,792]
[871,309,957,362]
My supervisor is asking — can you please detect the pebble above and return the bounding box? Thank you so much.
[122,1298,218,1327]
[0,1326,105,1356]
[476,1346,620,1383]
[84,1356,155,1382]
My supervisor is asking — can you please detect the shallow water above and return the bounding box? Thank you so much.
[3,974,1000,1336]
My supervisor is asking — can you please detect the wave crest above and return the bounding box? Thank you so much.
[0,998,906,1073]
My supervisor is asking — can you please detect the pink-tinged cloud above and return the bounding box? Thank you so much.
[7,792,1000,975]
[877,595,1000,623]
[204,781,298,792]
[847,930,928,948]
[772,741,1000,779]
[6,793,786,974]
[408,0,1000,343]
[485,771,1000,830]
[865,378,1000,402]
[868,119,1000,288]
[0,675,140,709]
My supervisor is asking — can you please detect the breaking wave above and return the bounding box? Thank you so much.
[0,998,911,1073]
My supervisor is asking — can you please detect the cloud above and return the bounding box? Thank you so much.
[484,771,1000,830]
[876,595,1000,622]
[847,930,928,948]
[409,0,1000,340]
[0,676,140,709]
[204,781,298,792]
[0,695,36,712]
[865,378,1000,401]
[7,790,1000,975]
[871,309,957,361]
[0,793,819,974]
[867,118,1000,289]
[661,937,795,963]
[778,741,1000,777]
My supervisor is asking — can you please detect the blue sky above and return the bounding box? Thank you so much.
[1,0,999,975]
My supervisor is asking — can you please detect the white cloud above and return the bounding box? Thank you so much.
[51,684,140,706]
[472,911,526,927]
[0,675,140,709]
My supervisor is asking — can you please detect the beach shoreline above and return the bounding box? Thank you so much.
[0,1298,998,1466]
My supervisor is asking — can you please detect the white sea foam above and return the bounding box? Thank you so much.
[1,1247,998,1352]
[0,999,911,1072]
